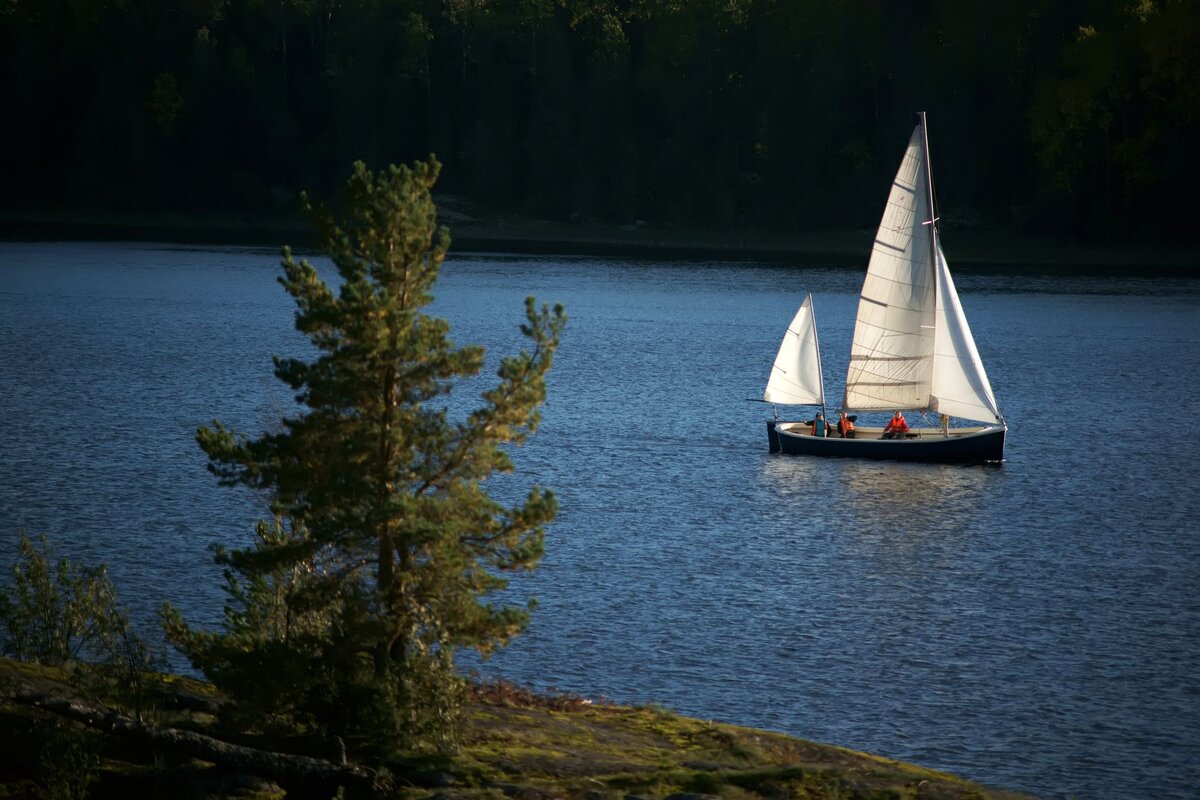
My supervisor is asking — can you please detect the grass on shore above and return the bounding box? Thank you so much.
[0,657,1029,800]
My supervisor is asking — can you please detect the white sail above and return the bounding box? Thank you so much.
[843,126,936,412]
[764,293,825,406]
[930,237,1002,422]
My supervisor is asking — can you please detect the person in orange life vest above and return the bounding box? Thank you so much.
[811,411,829,437]
[837,411,855,439]
[881,410,909,439]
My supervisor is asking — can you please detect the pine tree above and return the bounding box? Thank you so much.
[162,157,565,757]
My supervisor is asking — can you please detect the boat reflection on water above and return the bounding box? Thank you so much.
[841,460,990,514]
[842,461,994,557]
[758,455,996,557]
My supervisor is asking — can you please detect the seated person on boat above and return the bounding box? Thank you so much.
[881,411,909,439]
[837,412,855,439]
[811,412,829,437]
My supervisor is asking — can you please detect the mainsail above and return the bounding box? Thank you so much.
[843,126,936,412]
[843,120,1000,424]
[764,293,825,406]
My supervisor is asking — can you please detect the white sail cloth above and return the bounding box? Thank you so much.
[764,293,825,406]
[843,124,1000,424]
[844,127,935,412]
[931,240,1001,422]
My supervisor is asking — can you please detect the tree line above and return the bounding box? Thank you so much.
[1,0,1196,241]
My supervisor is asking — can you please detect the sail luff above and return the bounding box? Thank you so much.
[921,111,939,342]
[764,294,825,407]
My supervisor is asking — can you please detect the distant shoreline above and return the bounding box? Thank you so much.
[2,211,1197,272]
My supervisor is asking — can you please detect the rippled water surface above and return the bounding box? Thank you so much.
[2,242,1199,799]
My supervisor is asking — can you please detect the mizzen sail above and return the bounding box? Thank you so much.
[764,293,825,406]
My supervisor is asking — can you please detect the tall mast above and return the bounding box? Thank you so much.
[919,111,938,242]
[808,292,827,423]
[919,111,938,414]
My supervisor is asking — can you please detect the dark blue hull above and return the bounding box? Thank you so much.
[767,420,1006,464]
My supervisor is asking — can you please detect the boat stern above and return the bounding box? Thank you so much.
[767,420,782,453]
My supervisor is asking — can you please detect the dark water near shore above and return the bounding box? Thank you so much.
[2,242,1199,799]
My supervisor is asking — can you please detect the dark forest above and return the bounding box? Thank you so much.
[2,0,1196,242]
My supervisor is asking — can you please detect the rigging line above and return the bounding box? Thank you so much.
[919,111,939,314]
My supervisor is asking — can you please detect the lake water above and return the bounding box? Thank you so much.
[2,241,1198,799]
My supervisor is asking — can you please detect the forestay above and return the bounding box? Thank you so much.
[764,293,825,406]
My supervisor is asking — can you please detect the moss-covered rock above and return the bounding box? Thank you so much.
[0,661,1027,800]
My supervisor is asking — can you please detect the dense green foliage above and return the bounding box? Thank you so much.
[0,534,149,670]
[162,157,566,757]
[1,1,1195,241]
[0,534,162,717]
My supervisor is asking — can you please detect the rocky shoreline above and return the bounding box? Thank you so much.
[0,658,1031,799]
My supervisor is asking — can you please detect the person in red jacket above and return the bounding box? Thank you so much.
[881,410,909,439]
[837,412,855,438]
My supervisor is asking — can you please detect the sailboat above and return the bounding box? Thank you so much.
[764,113,1006,464]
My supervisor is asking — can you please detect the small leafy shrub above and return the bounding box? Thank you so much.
[0,533,128,665]
[0,533,163,715]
